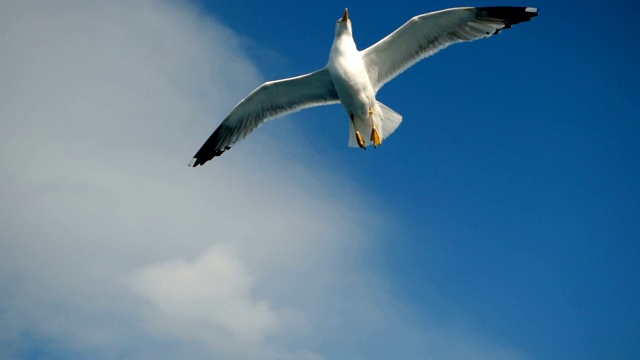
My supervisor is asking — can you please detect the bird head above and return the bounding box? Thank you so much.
[334,8,352,36]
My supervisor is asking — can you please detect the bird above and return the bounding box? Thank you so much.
[189,6,538,167]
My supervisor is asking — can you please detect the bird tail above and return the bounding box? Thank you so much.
[377,101,402,140]
[348,101,403,148]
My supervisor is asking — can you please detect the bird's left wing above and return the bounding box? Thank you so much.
[189,67,339,167]
[362,7,538,92]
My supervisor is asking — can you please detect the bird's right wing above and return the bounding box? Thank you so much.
[189,67,339,167]
[362,7,538,92]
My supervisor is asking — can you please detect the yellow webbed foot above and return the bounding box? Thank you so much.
[368,105,381,148]
[370,127,382,148]
[355,130,366,149]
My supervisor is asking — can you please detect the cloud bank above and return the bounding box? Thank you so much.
[0,1,525,359]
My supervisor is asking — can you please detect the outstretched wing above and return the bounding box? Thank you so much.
[190,67,339,167]
[362,7,538,92]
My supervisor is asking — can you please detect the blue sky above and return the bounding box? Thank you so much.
[1,1,638,360]
[195,1,640,357]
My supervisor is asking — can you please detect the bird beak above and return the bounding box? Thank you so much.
[342,8,349,22]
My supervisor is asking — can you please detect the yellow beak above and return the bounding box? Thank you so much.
[342,8,349,22]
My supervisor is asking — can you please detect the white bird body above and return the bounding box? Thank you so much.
[327,26,374,123]
[190,7,538,167]
[327,12,385,148]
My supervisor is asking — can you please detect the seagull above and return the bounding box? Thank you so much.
[189,6,538,167]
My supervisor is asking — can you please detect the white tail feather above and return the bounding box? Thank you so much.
[348,101,403,147]
[377,101,403,139]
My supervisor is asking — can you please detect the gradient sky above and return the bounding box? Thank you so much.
[1,1,638,360]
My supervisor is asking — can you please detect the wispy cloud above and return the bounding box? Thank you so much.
[0,1,526,359]
[129,245,281,355]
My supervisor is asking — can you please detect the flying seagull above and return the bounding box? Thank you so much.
[189,6,538,167]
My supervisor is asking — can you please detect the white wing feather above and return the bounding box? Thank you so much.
[362,7,538,92]
[190,67,339,166]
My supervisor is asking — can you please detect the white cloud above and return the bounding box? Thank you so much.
[0,1,527,359]
[128,244,280,352]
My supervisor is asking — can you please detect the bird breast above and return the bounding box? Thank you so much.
[328,46,375,117]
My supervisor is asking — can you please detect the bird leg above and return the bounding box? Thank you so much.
[369,105,381,148]
[351,114,366,149]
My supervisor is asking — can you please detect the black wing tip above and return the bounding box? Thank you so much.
[477,6,539,31]
[189,124,234,167]
[477,6,539,16]
[188,157,208,167]
[189,147,230,167]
